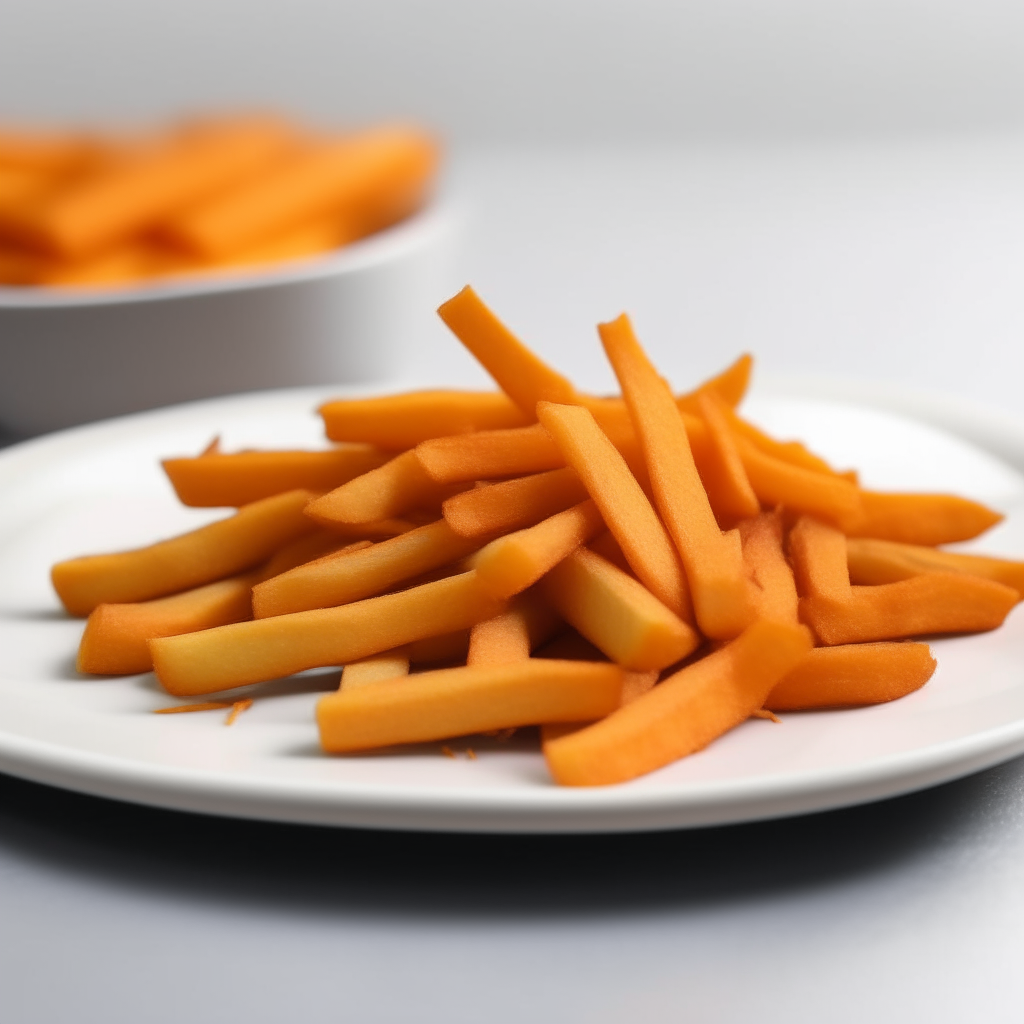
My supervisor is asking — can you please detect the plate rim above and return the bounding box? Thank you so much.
[3,379,1024,833]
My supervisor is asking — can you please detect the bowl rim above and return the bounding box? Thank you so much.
[0,201,455,311]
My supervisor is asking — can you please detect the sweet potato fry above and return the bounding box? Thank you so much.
[733,434,863,530]
[471,500,605,598]
[252,517,484,617]
[739,511,799,625]
[3,117,296,257]
[846,491,1003,545]
[258,533,363,579]
[319,390,531,449]
[77,571,259,675]
[167,126,438,257]
[151,569,505,696]
[437,286,580,413]
[340,651,410,691]
[694,390,760,526]
[305,449,465,526]
[52,489,318,616]
[317,659,624,753]
[544,618,812,786]
[162,445,388,507]
[846,536,1024,597]
[415,423,564,483]
[765,642,936,710]
[537,400,692,621]
[541,547,701,672]
[442,467,588,538]
[467,590,561,666]
[599,313,751,638]
[790,515,1019,643]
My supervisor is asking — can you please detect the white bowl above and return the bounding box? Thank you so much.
[0,204,456,437]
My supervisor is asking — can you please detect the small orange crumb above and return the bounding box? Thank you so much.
[441,745,457,759]
[752,708,782,723]
[200,435,222,456]
[155,701,232,714]
[466,748,477,760]
[225,699,254,725]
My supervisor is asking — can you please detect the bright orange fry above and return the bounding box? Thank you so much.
[437,286,580,413]
[3,117,297,257]
[467,590,561,666]
[846,491,1003,545]
[790,515,1019,644]
[739,511,799,625]
[694,390,760,526]
[726,411,848,479]
[733,434,864,530]
[257,532,361,580]
[319,390,531,449]
[765,642,936,710]
[305,449,466,525]
[443,467,589,539]
[52,489,318,616]
[151,570,505,696]
[252,517,484,617]
[471,500,605,599]
[0,129,99,172]
[167,126,438,257]
[541,548,701,672]
[544,618,812,786]
[846,537,1024,598]
[340,651,411,691]
[162,446,388,507]
[599,313,751,639]
[415,424,564,483]
[537,400,692,622]
[317,659,624,753]
[76,572,258,675]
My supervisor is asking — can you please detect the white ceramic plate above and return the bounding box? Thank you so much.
[2,385,1024,833]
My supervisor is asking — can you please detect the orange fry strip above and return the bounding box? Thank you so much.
[599,313,750,639]
[471,500,605,599]
[733,434,864,530]
[415,423,564,483]
[3,117,296,257]
[151,570,506,696]
[257,532,362,580]
[319,390,531,449]
[846,536,1024,597]
[52,489,318,616]
[77,572,258,675]
[846,491,1003,545]
[317,659,624,753]
[340,651,411,691]
[167,126,438,257]
[765,642,936,711]
[305,449,465,525]
[252,518,484,617]
[162,446,388,507]
[739,511,799,625]
[442,467,589,538]
[694,390,760,526]
[790,516,1019,644]
[467,590,561,666]
[541,548,701,672]
[537,400,693,622]
[437,285,580,414]
[544,618,812,786]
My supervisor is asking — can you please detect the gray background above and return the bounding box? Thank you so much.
[4,3,1024,1020]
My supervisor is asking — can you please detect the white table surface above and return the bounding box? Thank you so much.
[5,135,1024,1023]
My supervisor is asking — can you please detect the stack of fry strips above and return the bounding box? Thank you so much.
[0,117,437,288]
[52,286,1024,785]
